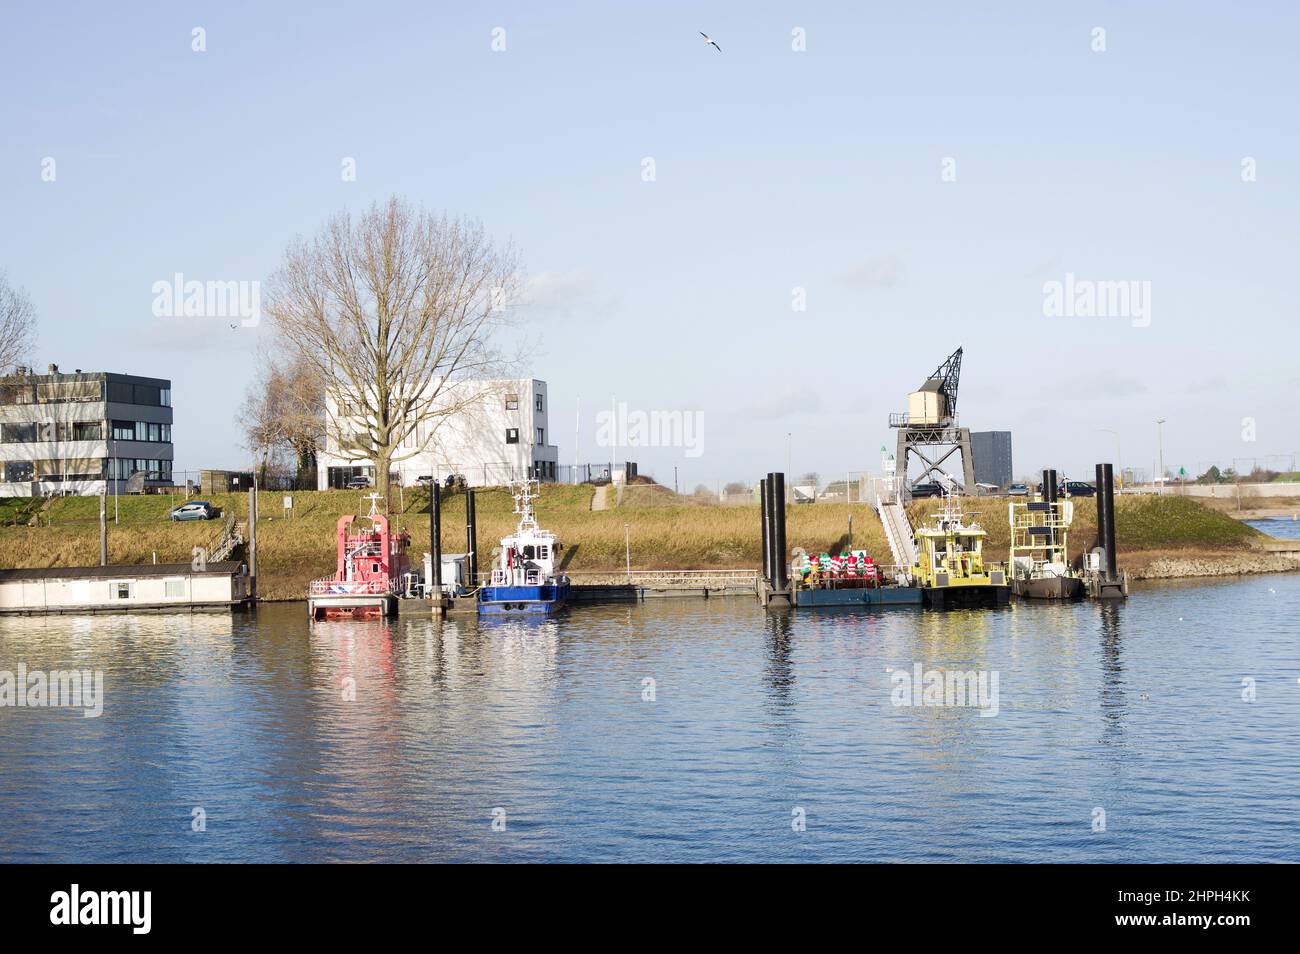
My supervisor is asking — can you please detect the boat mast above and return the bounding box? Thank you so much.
[512,479,540,535]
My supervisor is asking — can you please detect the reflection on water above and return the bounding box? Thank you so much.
[1,574,1298,862]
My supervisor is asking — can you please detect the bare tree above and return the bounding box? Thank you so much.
[0,271,38,373]
[265,197,519,505]
[240,349,325,488]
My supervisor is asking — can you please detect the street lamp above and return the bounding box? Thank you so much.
[787,432,792,505]
[1156,419,1167,495]
[1098,429,1123,492]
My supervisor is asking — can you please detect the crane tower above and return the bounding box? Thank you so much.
[889,346,976,493]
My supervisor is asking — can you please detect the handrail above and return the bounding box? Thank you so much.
[308,577,394,596]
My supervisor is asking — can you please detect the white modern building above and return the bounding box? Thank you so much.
[318,378,559,489]
[0,365,174,497]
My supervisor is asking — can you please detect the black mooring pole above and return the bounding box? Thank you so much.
[1098,462,1117,581]
[771,472,788,593]
[759,476,771,585]
[1094,463,1110,576]
[429,482,442,596]
[1041,469,1057,558]
[465,488,478,587]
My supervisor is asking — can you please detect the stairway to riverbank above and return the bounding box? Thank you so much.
[877,495,917,572]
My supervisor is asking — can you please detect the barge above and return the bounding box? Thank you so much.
[791,549,922,607]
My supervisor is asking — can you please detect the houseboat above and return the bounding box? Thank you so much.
[0,562,248,615]
[308,494,413,620]
[478,480,570,615]
[911,492,1010,609]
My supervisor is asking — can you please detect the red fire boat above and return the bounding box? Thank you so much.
[308,495,412,620]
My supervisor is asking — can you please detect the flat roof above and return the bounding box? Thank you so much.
[0,561,242,582]
[1,370,171,387]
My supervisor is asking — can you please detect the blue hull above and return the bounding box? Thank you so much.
[794,586,923,608]
[478,582,570,615]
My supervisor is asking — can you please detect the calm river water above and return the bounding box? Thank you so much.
[1,573,1297,863]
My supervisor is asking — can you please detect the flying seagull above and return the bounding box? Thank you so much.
[700,31,722,52]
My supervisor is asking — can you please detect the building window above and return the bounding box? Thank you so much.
[506,428,519,444]
[1,422,37,443]
[535,393,544,412]
[36,379,100,403]
[164,579,185,599]
[505,393,519,410]
[114,582,132,600]
[134,385,160,406]
[108,382,167,406]
[112,420,134,441]
[0,382,36,405]
[536,428,544,445]
[4,461,33,482]
[35,458,104,480]
[73,422,102,441]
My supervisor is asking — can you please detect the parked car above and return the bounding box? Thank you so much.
[1062,480,1096,497]
[169,501,215,522]
[1006,482,1030,496]
[910,482,943,498]
[345,476,372,490]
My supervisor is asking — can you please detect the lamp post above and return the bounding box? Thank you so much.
[1156,419,1167,495]
[786,432,792,503]
[1098,429,1123,492]
[110,437,118,524]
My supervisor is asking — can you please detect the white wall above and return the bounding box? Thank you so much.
[318,377,559,488]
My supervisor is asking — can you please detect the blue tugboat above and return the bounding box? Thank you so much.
[477,479,570,615]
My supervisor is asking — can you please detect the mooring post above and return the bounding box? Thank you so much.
[771,472,789,594]
[760,476,771,586]
[1042,469,1058,559]
[99,490,108,566]
[465,488,478,588]
[759,473,769,587]
[1094,463,1111,577]
[248,485,258,601]
[429,482,444,612]
[1099,463,1118,582]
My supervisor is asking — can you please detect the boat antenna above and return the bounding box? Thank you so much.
[512,478,539,534]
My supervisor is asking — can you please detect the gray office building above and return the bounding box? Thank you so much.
[970,430,1013,489]
[0,364,173,497]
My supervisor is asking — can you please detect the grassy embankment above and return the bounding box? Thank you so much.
[0,482,1277,599]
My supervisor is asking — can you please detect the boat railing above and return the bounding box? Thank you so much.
[308,577,394,596]
[516,568,762,589]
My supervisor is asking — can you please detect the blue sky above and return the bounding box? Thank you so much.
[2,1,1297,486]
